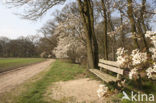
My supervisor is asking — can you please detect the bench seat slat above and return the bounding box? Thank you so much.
[99,59,120,67]
[98,63,123,75]
[89,69,119,83]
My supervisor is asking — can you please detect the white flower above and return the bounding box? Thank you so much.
[149,48,156,60]
[151,36,156,47]
[116,48,131,67]
[146,63,156,78]
[129,68,137,79]
[145,31,155,38]
[117,56,126,65]
[97,84,108,98]
[53,33,85,58]
[116,48,127,56]
[131,49,139,56]
[153,63,156,72]
[131,49,147,65]
[146,67,153,78]
[145,31,156,47]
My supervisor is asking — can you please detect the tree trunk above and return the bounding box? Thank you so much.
[101,0,108,60]
[108,10,116,61]
[136,19,149,52]
[127,0,140,49]
[88,0,99,68]
[140,0,147,32]
[77,0,98,69]
[120,12,125,48]
[139,0,149,52]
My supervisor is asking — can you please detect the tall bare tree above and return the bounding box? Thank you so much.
[101,0,108,60]
[127,0,140,49]
[78,0,99,68]
[136,0,149,52]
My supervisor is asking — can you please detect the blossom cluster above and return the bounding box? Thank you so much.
[145,31,156,60]
[149,48,156,60]
[116,48,147,79]
[116,48,129,66]
[146,63,156,78]
[52,13,86,61]
[97,84,108,98]
[145,31,156,47]
[116,31,156,79]
[145,31,156,78]
[131,49,147,65]
[53,34,85,59]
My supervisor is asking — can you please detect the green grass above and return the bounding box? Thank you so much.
[16,60,85,103]
[112,80,156,103]
[0,58,45,73]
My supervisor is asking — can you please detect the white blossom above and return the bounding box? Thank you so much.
[151,36,156,47]
[52,13,85,59]
[149,48,156,60]
[117,56,126,65]
[145,31,155,38]
[146,67,153,78]
[153,63,156,72]
[53,34,85,58]
[145,31,156,47]
[131,49,147,65]
[146,63,156,78]
[116,31,156,80]
[97,84,108,98]
[116,48,127,56]
[129,68,137,79]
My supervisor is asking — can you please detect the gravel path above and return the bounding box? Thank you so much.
[0,59,55,94]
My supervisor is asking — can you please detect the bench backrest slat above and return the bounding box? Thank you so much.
[99,59,120,67]
[98,63,123,75]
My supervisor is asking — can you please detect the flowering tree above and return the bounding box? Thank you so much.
[116,31,156,80]
[53,34,85,62]
[52,11,86,63]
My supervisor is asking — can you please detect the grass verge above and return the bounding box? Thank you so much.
[0,62,51,103]
[15,60,85,103]
[110,80,156,103]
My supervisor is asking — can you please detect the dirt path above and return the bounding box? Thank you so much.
[46,78,109,103]
[0,59,55,93]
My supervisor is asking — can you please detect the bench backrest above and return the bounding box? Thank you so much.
[98,59,124,75]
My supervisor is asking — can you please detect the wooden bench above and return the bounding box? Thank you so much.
[89,59,124,83]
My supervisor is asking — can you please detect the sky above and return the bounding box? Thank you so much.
[0,0,67,39]
[0,0,155,39]
[0,1,40,39]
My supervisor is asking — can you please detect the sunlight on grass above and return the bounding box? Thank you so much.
[16,60,85,103]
